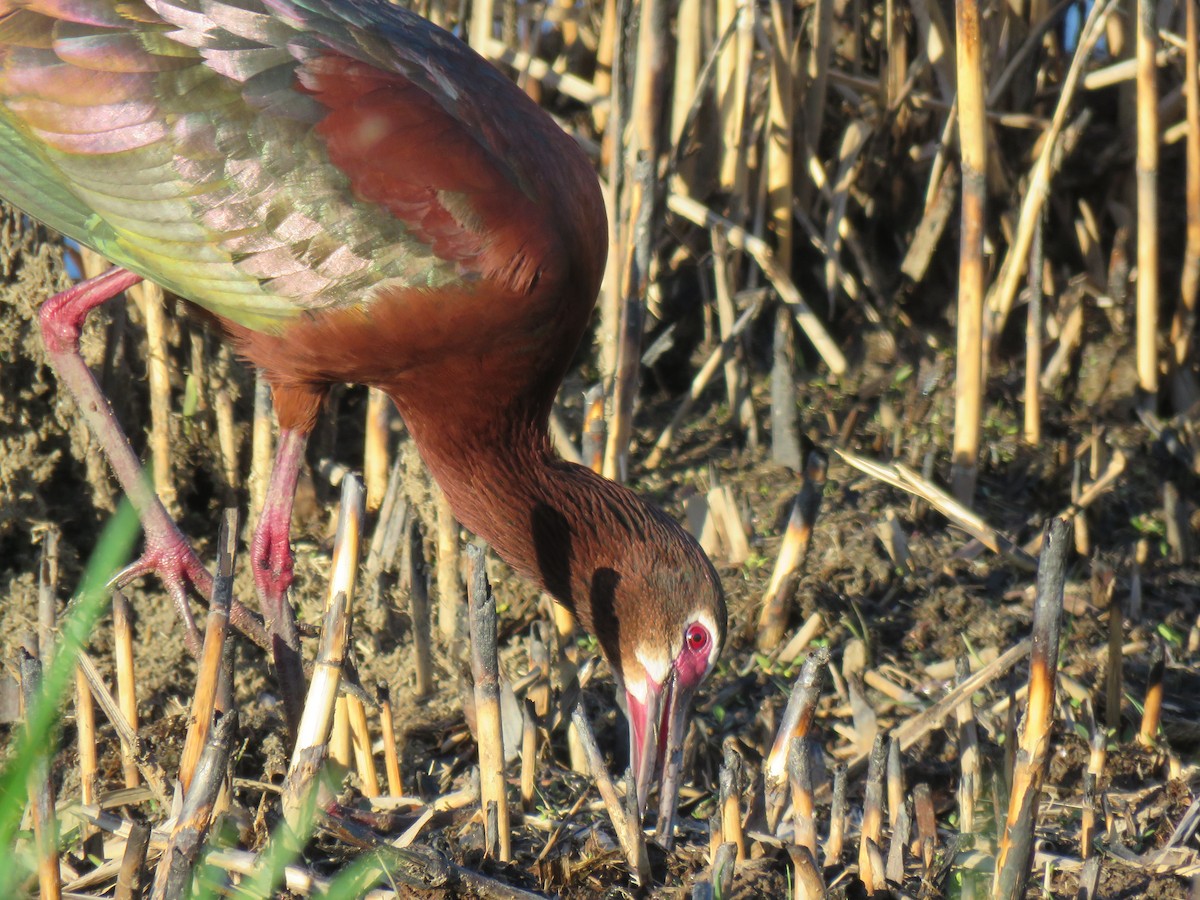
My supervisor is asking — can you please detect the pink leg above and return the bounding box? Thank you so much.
[40,267,268,654]
[251,428,308,735]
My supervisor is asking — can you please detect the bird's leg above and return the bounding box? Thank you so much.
[251,428,308,736]
[39,267,269,655]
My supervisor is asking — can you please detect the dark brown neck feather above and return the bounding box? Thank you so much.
[390,380,714,664]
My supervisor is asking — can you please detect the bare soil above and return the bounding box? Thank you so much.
[3,208,1200,898]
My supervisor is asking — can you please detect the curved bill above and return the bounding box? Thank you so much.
[625,669,696,843]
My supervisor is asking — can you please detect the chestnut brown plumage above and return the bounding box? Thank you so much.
[0,0,726,826]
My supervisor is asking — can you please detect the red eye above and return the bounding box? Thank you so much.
[685,623,710,654]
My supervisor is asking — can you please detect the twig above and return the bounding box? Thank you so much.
[994,518,1071,899]
[467,545,510,861]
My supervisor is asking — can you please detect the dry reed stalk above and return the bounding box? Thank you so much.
[592,0,615,134]
[644,297,763,470]
[468,0,492,51]
[1138,639,1165,747]
[955,656,981,850]
[1136,0,1160,398]
[787,738,817,859]
[994,518,1070,899]
[346,692,381,798]
[670,0,701,188]
[22,650,61,900]
[1021,451,1127,555]
[886,736,904,829]
[213,389,238,501]
[1174,0,1200,369]
[668,194,847,374]
[837,450,1037,569]
[332,698,353,771]
[1024,217,1045,445]
[37,527,58,670]
[986,0,1119,338]
[710,233,757,448]
[249,371,272,524]
[283,590,348,832]
[913,782,936,870]
[409,520,434,697]
[858,735,887,894]
[789,845,824,900]
[377,683,402,796]
[1099,563,1121,733]
[570,703,650,883]
[75,648,170,803]
[756,455,826,649]
[128,280,177,514]
[364,387,391,513]
[112,590,139,788]
[764,647,829,790]
[151,710,237,900]
[719,743,746,861]
[951,0,986,505]
[520,698,537,811]
[179,510,235,792]
[603,0,669,481]
[767,0,798,472]
[467,544,510,861]
[116,822,150,900]
[436,487,461,645]
[75,660,98,809]
[825,764,846,866]
[602,159,651,483]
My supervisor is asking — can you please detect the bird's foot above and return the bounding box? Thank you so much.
[110,533,209,656]
[110,531,271,656]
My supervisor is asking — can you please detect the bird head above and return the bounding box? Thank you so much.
[596,533,726,830]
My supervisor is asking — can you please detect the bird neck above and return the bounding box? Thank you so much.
[392,387,664,640]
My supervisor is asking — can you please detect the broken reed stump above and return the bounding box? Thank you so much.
[994,517,1071,900]
[151,710,237,900]
[283,590,349,834]
[757,452,827,651]
[764,646,829,830]
[21,650,61,900]
[467,544,511,862]
[409,519,434,698]
[112,590,140,788]
[179,510,236,793]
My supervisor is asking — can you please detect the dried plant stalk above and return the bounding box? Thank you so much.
[283,591,348,831]
[377,683,402,796]
[151,711,237,900]
[409,520,433,697]
[1175,0,1200,367]
[1138,640,1164,747]
[467,545,510,861]
[22,651,61,900]
[951,0,986,505]
[346,693,381,797]
[757,455,827,649]
[436,487,462,645]
[179,511,235,793]
[994,518,1070,899]
[719,743,746,861]
[571,703,650,883]
[37,528,58,670]
[1135,0,1159,397]
[112,590,139,788]
[130,280,177,514]
[858,735,886,892]
[75,661,97,807]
